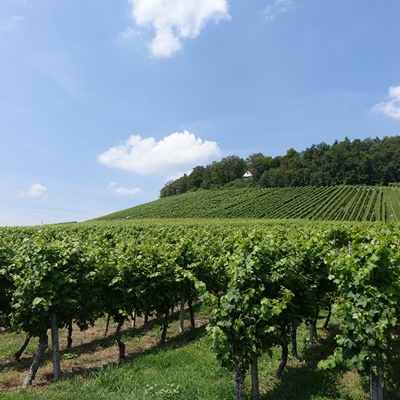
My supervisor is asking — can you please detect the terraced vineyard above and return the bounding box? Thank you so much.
[96,185,400,222]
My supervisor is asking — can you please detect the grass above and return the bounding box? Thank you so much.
[0,308,393,400]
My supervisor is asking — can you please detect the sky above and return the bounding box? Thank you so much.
[1,0,400,226]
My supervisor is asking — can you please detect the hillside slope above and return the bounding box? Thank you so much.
[94,186,400,222]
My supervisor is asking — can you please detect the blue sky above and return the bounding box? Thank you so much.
[1,0,400,226]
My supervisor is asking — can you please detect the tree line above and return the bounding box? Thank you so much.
[160,136,400,197]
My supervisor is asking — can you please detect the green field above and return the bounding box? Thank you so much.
[94,186,400,222]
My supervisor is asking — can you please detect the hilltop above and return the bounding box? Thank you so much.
[160,136,400,197]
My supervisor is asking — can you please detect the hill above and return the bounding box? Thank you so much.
[94,185,400,222]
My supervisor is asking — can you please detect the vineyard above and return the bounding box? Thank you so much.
[1,221,400,399]
[95,185,400,222]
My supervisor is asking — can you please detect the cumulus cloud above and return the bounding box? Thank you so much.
[264,0,294,23]
[126,0,230,57]
[20,183,48,197]
[108,182,142,195]
[98,130,221,178]
[371,86,400,120]
[1,15,24,30]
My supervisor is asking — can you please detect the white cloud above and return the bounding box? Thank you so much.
[371,86,400,120]
[126,0,230,57]
[108,182,142,195]
[98,130,221,178]
[1,15,24,30]
[20,183,48,197]
[264,0,294,23]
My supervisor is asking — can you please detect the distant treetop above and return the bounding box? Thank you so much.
[160,136,400,198]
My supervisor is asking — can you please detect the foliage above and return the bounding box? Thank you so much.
[10,231,99,336]
[207,231,297,372]
[1,221,400,398]
[160,155,247,197]
[319,227,400,398]
[160,136,400,197]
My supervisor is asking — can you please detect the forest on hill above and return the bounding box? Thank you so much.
[160,136,400,198]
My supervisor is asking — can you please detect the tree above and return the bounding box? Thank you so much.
[371,136,400,185]
[212,156,247,186]
[245,153,271,182]
[187,166,205,190]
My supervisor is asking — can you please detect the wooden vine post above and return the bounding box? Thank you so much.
[51,313,61,381]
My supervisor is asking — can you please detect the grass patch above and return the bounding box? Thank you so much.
[1,310,392,400]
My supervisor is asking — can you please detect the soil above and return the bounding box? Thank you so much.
[0,313,210,393]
